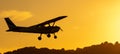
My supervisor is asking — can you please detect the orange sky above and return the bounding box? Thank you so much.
[0,0,120,53]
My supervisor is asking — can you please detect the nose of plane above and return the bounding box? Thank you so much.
[55,26,62,32]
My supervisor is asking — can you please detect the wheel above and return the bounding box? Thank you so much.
[38,36,42,40]
[54,36,57,39]
[47,34,51,38]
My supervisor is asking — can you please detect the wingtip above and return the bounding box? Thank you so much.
[59,16,68,18]
[63,15,67,17]
[64,16,67,18]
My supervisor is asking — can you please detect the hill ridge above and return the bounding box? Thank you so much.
[4,41,120,54]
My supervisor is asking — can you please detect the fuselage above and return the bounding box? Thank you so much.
[7,26,60,34]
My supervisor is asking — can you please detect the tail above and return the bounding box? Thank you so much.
[4,17,16,31]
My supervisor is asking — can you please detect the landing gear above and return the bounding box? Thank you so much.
[54,33,57,39]
[38,34,42,40]
[38,36,42,40]
[47,34,51,38]
[54,35,57,39]
[37,33,58,40]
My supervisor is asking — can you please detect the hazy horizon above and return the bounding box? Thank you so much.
[1,0,120,53]
[3,41,120,54]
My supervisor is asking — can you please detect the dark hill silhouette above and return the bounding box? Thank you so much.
[4,41,120,54]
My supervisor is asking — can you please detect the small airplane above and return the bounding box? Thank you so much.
[4,16,67,40]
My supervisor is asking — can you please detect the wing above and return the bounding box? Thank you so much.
[29,16,67,27]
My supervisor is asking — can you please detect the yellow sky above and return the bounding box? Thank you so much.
[0,0,120,53]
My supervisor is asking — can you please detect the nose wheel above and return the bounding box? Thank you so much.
[54,35,57,39]
[54,33,57,39]
[38,36,42,40]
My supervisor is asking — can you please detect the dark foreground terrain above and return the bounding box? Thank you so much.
[4,41,120,54]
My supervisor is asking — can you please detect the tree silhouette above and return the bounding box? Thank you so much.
[4,41,120,54]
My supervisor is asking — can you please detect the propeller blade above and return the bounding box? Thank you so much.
[60,28,63,31]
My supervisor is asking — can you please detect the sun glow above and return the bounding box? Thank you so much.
[103,3,120,41]
[1,0,120,53]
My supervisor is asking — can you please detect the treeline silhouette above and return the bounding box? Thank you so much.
[4,41,120,54]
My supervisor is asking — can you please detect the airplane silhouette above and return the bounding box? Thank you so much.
[4,16,67,40]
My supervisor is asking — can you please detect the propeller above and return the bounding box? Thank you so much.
[60,27,63,31]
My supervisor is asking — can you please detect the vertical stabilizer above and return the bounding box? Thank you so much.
[4,17,16,30]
